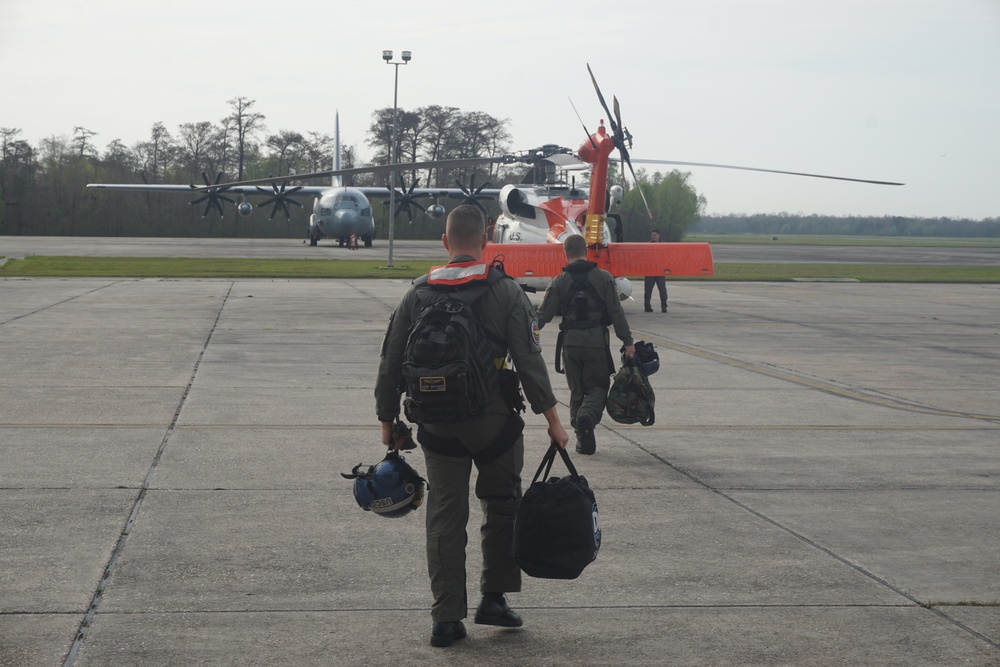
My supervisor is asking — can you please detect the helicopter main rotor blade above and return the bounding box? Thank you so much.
[627,159,904,186]
[587,63,617,134]
[190,156,517,192]
[624,158,655,221]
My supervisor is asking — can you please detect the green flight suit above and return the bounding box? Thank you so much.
[375,256,557,623]
[536,259,633,438]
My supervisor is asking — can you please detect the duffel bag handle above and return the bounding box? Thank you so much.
[529,441,583,486]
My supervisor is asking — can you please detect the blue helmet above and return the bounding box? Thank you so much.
[623,340,659,376]
[342,451,426,518]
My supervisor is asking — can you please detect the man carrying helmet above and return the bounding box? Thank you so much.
[375,204,569,648]
[536,234,635,455]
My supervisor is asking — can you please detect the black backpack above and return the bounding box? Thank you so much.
[606,356,656,426]
[401,271,501,424]
[513,442,601,579]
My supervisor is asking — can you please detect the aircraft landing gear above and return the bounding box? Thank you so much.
[309,232,319,247]
[363,236,373,248]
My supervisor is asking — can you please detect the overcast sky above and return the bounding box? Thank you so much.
[2,0,998,219]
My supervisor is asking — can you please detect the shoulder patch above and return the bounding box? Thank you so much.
[531,319,541,348]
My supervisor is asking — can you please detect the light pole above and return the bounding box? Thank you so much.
[383,49,411,268]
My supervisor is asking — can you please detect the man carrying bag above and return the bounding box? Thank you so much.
[513,442,601,579]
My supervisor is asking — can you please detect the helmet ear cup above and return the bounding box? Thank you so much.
[343,451,426,518]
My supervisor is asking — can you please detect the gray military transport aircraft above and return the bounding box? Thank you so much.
[87,112,510,247]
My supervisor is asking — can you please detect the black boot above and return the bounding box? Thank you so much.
[474,594,523,627]
[431,620,467,647]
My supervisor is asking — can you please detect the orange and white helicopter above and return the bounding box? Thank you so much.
[480,64,902,297]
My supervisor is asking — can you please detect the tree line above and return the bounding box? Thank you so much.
[695,213,1000,238]
[0,98,519,239]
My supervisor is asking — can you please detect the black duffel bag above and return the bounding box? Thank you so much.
[513,442,601,579]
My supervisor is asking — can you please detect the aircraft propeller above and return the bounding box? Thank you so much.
[448,174,493,217]
[586,64,655,221]
[256,181,304,221]
[391,174,429,223]
[190,172,235,218]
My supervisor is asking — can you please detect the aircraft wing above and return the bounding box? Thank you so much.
[486,242,714,279]
[86,183,333,196]
[354,187,501,198]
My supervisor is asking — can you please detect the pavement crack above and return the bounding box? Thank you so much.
[614,429,1000,651]
[633,328,1000,423]
[61,282,234,667]
[0,280,136,326]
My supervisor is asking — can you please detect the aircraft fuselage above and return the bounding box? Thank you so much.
[309,187,375,246]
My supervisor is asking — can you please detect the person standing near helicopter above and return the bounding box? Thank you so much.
[643,228,668,312]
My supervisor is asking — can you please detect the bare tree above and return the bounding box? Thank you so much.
[226,97,266,180]
[266,130,304,176]
[72,127,99,158]
[303,131,334,172]
[177,121,216,180]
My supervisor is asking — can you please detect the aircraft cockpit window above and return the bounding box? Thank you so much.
[334,194,359,206]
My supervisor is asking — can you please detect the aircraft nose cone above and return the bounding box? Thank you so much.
[334,209,359,226]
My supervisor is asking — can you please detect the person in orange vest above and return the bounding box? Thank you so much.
[375,204,569,648]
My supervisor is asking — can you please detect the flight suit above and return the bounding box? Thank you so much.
[536,259,633,439]
[375,256,557,623]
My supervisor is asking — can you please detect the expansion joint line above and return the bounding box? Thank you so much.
[614,428,1000,651]
[634,328,1000,423]
[62,282,234,667]
[0,280,134,327]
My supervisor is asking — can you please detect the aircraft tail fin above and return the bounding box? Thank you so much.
[332,111,342,187]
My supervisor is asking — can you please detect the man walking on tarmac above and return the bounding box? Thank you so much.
[375,205,569,648]
[536,234,635,455]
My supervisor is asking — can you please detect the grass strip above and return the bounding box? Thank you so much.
[688,234,1000,248]
[0,256,437,278]
[2,256,999,282]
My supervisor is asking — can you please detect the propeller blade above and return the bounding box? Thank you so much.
[627,159,905,186]
[257,182,304,220]
[568,97,598,150]
[624,158,655,221]
[613,95,623,136]
[392,175,428,222]
[587,63,617,133]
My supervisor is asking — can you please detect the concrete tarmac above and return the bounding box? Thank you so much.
[2,273,999,665]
